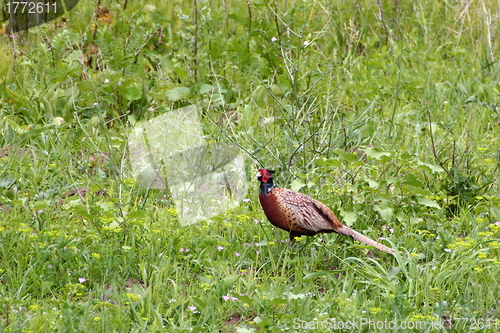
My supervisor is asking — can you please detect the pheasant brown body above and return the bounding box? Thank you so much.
[257,169,395,255]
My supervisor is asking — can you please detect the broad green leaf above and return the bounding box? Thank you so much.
[40,96,53,115]
[77,80,94,92]
[235,294,254,306]
[410,217,423,224]
[402,173,424,187]
[5,125,15,144]
[235,328,254,333]
[70,204,93,221]
[228,13,242,22]
[0,176,16,188]
[364,147,391,160]
[340,211,357,226]
[314,158,342,167]
[373,205,393,223]
[252,85,268,106]
[199,84,214,94]
[367,178,378,188]
[373,193,388,202]
[395,212,406,221]
[303,270,345,280]
[417,161,445,173]
[222,275,240,288]
[290,179,305,192]
[270,297,288,306]
[127,210,147,220]
[332,149,358,162]
[166,87,190,101]
[418,197,441,209]
[386,176,399,185]
[32,200,49,211]
[270,84,283,96]
[5,186,18,199]
[284,291,306,300]
[210,93,224,103]
[191,296,207,309]
[125,85,142,101]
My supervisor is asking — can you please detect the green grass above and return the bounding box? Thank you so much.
[1,0,500,332]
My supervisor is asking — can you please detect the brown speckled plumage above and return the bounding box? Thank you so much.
[257,169,395,255]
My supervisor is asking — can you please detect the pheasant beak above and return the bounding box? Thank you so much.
[256,171,262,178]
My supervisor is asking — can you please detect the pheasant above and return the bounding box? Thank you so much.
[257,169,395,255]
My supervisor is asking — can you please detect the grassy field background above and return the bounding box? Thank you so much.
[1,0,500,331]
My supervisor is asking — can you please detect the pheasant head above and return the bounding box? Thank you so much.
[257,169,275,194]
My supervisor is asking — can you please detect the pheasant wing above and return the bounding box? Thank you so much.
[277,188,341,233]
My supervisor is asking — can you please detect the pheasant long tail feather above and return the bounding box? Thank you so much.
[337,226,395,255]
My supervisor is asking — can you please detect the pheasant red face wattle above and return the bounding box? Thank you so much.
[257,169,274,183]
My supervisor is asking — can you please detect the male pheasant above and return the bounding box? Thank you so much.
[257,169,395,255]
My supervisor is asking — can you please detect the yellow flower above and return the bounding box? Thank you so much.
[93,317,101,322]
[448,237,476,250]
[44,230,61,238]
[16,223,31,233]
[410,253,419,258]
[237,215,250,222]
[408,314,438,322]
[91,253,101,259]
[369,307,382,314]
[489,241,500,249]
[416,230,435,237]
[489,224,500,234]
[123,178,136,186]
[125,293,139,302]
[200,282,213,291]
